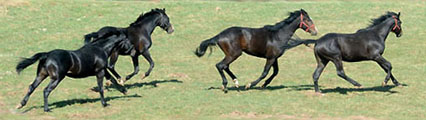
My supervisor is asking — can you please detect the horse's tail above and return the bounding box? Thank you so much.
[283,38,317,49]
[194,36,219,57]
[85,27,124,45]
[84,32,98,44]
[16,52,48,74]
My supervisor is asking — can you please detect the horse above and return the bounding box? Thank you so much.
[194,9,318,93]
[300,12,403,93]
[84,8,174,85]
[15,34,128,112]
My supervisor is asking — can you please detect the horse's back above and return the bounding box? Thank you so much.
[314,32,380,61]
[65,46,107,77]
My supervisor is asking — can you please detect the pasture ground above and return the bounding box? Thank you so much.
[0,0,425,119]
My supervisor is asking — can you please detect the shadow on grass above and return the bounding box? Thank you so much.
[21,94,141,113]
[207,84,315,91]
[91,79,183,92]
[122,79,183,89]
[206,83,406,94]
[320,84,407,94]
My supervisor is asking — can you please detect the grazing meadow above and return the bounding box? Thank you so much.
[0,0,425,119]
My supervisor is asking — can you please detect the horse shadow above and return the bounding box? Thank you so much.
[122,79,183,89]
[206,84,314,91]
[21,94,142,113]
[320,84,407,94]
[206,83,405,94]
[91,79,183,92]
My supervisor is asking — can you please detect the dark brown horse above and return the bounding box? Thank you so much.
[195,9,317,93]
[84,8,174,85]
[299,12,403,93]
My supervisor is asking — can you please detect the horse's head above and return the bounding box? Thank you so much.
[390,12,402,37]
[298,9,317,36]
[157,8,174,34]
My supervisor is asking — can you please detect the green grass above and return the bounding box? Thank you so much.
[1,0,425,119]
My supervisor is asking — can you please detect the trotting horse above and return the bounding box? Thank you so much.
[194,9,318,93]
[16,34,127,112]
[301,12,403,93]
[84,8,174,85]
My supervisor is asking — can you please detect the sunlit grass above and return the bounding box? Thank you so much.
[0,0,425,119]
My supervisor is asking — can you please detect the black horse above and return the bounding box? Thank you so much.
[84,8,174,85]
[16,34,128,112]
[301,12,402,93]
[195,9,318,93]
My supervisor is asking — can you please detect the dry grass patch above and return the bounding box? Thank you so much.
[221,111,378,120]
[0,0,30,16]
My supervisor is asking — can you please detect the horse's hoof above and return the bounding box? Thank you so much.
[120,89,128,95]
[44,109,51,112]
[354,83,362,87]
[105,81,112,86]
[357,85,363,88]
[245,83,251,90]
[102,103,110,107]
[261,84,267,89]
[118,78,126,86]
[394,82,401,86]
[15,104,23,109]
[141,74,146,80]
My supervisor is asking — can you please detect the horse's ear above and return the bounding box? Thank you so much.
[163,8,166,11]
[397,12,400,17]
[300,9,306,13]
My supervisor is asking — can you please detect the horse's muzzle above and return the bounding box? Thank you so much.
[310,30,318,36]
[167,25,174,34]
[396,30,402,37]
[309,27,318,36]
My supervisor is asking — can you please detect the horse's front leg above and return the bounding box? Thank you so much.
[246,58,276,89]
[124,55,140,81]
[141,50,154,79]
[107,50,122,80]
[374,55,400,86]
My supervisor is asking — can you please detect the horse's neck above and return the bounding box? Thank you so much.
[135,16,159,35]
[275,20,299,42]
[369,19,394,42]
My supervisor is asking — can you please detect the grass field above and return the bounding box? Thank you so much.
[1,0,425,119]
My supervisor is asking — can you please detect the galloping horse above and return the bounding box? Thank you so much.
[302,12,403,93]
[85,8,174,85]
[16,34,127,112]
[195,9,317,93]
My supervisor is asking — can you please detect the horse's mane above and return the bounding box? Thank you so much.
[264,10,302,31]
[130,8,165,26]
[366,12,398,29]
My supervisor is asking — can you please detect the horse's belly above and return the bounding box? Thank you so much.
[341,53,369,62]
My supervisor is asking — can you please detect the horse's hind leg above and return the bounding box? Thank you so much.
[331,59,362,87]
[216,55,239,93]
[246,58,276,89]
[96,70,109,107]
[225,68,239,89]
[223,53,241,89]
[374,56,400,86]
[105,69,127,95]
[42,75,65,112]
[261,60,278,88]
[16,67,48,109]
[312,56,329,92]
